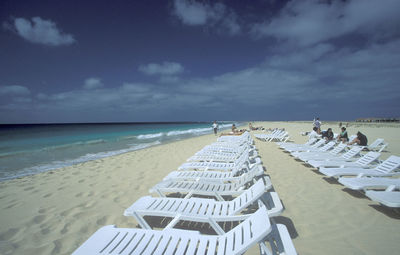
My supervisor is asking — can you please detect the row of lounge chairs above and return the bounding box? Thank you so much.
[278,136,400,208]
[254,129,290,142]
[73,131,297,254]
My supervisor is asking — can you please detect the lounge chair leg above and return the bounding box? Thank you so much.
[165,214,182,229]
[132,212,152,229]
[208,217,225,235]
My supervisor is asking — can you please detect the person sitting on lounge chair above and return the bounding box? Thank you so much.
[308,127,319,139]
[321,128,334,141]
[348,131,368,146]
[337,127,349,142]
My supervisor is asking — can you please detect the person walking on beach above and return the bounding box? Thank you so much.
[313,117,321,134]
[212,121,218,136]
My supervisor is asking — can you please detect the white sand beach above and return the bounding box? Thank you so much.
[0,121,399,254]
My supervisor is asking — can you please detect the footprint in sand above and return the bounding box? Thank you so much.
[43,193,52,198]
[5,200,20,209]
[96,216,108,226]
[0,228,20,240]
[38,208,46,214]
[32,215,46,224]
[60,222,71,234]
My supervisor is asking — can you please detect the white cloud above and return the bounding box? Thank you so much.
[251,0,400,46]
[0,85,30,95]
[4,17,76,46]
[83,78,103,90]
[138,62,184,76]
[173,0,209,25]
[172,0,241,35]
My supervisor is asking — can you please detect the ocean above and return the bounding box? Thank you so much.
[0,122,236,181]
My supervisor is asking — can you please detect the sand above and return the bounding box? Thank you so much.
[0,121,399,254]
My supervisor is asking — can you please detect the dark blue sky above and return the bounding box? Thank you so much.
[1,0,399,123]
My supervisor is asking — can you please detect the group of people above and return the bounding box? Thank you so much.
[310,118,368,146]
[212,121,246,136]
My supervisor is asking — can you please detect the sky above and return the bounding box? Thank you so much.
[0,0,399,124]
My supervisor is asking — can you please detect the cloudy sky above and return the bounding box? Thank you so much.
[1,0,399,123]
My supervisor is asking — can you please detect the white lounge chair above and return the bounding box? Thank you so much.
[338,176,400,190]
[319,155,400,178]
[278,137,317,149]
[307,146,365,168]
[150,174,272,200]
[311,151,380,169]
[72,206,296,255]
[366,138,388,153]
[365,186,400,208]
[178,152,260,174]
[164,163,264,183]
[124,179,283,233]
[296,142,347,162]
[271,131,290,142]
[218,132,253,144]
[254,129,283,141]
[198,143,254,154]
[291,141,337,158]
[187,148,258,163]
[284,139,326,153]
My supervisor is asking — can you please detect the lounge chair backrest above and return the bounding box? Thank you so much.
[232,152,249,171]
[348,135,357,142]
[306,137,318,145]
[329,143,347,155]
[368,138,384,149]
[375,156,400,174]
[229,179,265,214]
[355,152,381,166]
[311,139,326,148]
[319,141,336,152]
[222,205,270,254]
[342,146,364,160]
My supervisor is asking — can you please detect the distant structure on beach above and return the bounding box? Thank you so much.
[355,117,399,122]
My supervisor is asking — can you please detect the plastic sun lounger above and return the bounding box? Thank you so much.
[366,138,389,153]
[187,149,258,163]
[284,139,326,153]
[269,131,290,142]
[178,153,260,174]
[338,176,400,190]
[163,163,264,183]
[124,179,284,233]
[198,144,255,154]
[194,145,251,157]
[254,130,283,141]
[72,206,297,255]
[150,174,272,200]
[307,146,365,168]
[365,186,400,208]
[319,155,400,178]
[296,142,347,162]
[311,151,380,169]
[278,137,318,149]
[291,141,337,158]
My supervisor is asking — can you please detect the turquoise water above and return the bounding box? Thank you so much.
[0,122,235,181]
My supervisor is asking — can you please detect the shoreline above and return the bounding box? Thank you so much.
[1,121,399,254]
[0,122,238,182]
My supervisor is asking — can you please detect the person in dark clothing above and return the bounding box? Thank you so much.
[321,128,334,141]
[349,131,368,146]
